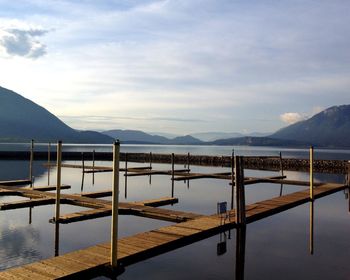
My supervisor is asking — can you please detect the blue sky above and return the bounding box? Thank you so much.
[0,0,349,134]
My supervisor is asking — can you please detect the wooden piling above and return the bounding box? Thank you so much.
[81,152,85,191]
[92,150,95,185]
[55,141,62,223]
[125,153,128,199]
[29,139,34,188]
[231,150,235,210]
[111,140,120,269]
[171,153,175,181]
[279,151,284,177]
[149,152,152,169]
[310,146,314,200]
[47,142,51,186]
[235,156,246,224]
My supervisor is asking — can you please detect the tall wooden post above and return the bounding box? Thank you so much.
[171,153,175,181]
[55,141,62,223]
[48,142,51,186]
[310,146,314,200]
[125,153,128,199]
[29,139,34,188]
[111,141,120,269]
[230,150,235,210]
[92,150,95,185]
[187,152,190,172]
[149,152,152,169]
[235,156,246,224]
[279,151,284,177]
[235,225,246,280]
[81,152,85,191]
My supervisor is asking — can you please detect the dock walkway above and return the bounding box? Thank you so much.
[0,182,346,279]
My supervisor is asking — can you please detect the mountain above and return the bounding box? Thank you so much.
[210,136,308,147]
[270,105,350,147]
[190,132,244,141]
[0,86,113,143]
[102,129,170,144]
[102,129,203,145]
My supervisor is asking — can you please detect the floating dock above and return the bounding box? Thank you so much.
[0,181,347,279]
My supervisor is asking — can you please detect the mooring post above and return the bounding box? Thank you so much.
[111,140,120,269]
[47,142,51,186]
[29,139,34,188]
[149,152,152,169]
[187,152,190,172]
[231,150,235,210]
[92,149,95,185]
[171,153,175,181]
[235,156,246,224]
[55,141,62,223]
[81,152,85,191]
[310,146,314,200]
[279,151,284,177]
[125,153,128,198]
[235,225,246,280]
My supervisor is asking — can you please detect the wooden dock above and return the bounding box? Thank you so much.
[0,181,347,279]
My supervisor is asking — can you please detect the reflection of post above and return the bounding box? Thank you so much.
[230,150,235,210]
[310,146,314,200]
[111,140,120,270]
[81,152,85,191]
[125,153,128,199]
[55,141,62,223]
[309,200,314,255]
[29,207,32,225]
[235,225,246,280]
[54,222,60,257]
[235,156,246,224]
[48,142,51,186]
[92,149,95,185]
[29,139,34,188]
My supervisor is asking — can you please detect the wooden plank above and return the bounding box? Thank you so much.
[0,179,32,186]
[0,198,56,210]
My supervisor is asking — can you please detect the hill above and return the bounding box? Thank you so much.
[0,86,113,143]
[102,129,203,145]
[271,105,350,147]
[210,136,308,147]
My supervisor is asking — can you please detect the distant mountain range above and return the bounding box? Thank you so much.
[1,86,350,147]
[102,129,203,145]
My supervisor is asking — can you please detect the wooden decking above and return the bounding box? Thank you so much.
[0,181,347,279]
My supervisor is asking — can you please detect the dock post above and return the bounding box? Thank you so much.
[48,142,51,186]
[81,152,85,191]
[309,200,314,255]
[187,152,190,172]
[171,153,175,181]
[310,146,314,200]
[111,140,120,269]
[279,151,284,176]
[92,150,95,185]
[149,152,152,169]
[125,153,128,199]
[55,141,62,223]
[29,139,34,188]
[230,150,235,210]
[235,156,246,224]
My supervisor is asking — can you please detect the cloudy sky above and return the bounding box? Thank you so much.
[0,0,349,135]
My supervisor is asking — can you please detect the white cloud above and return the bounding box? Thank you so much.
[280,112,305,124]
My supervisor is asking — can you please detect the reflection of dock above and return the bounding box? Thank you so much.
[0,180,347,279]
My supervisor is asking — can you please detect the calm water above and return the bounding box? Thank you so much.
[0,144,349,279]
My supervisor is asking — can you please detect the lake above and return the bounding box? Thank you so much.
[0,144,349,279]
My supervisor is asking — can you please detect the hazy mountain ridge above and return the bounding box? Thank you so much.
[102,129,203,145]
[0,86,113,143]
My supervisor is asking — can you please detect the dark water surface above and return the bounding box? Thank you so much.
[0,144,349,279]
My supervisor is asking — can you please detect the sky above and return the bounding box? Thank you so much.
[0,0,349,135]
